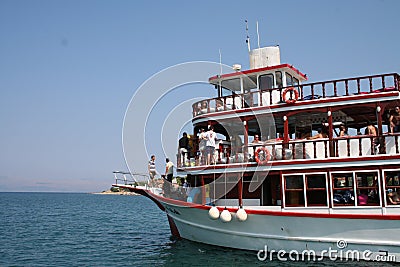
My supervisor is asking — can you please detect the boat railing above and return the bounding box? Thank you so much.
[192,73,400,116]
[113,171,150,186]
[179,133,400,168]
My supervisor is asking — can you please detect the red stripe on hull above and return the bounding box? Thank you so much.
[117,186,400,221]
[147,190,400,221]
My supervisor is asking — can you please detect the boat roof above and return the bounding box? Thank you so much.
[209,63,307,86]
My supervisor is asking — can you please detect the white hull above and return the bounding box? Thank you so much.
[158,197,400,262]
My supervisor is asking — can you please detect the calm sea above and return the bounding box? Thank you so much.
[0,192,395,266]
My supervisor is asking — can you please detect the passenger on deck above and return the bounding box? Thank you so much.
[251,134,262,144]
[165,158,174,183]
[198,128,207,165]
[182,178,190,192]
[365,124,380,154]
[205,126,217,165]
[387,189,400,205]
[365,124,378,136]
[339,125,348,137]
[307,127,328,140]
[162,158,174,196]
[300,130,312,139]
[275,133,284,141]
[216,100,224,111]
[178,132,189,166]
[249,134,264,162]
[197,101,208,115]
[148,155,156,186]
[389,106,400,133]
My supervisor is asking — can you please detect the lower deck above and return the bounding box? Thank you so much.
[172,164,400,215]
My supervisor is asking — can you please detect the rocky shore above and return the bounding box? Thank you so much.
[92,189,139,195]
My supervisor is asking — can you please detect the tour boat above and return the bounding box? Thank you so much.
[114,44,400,261]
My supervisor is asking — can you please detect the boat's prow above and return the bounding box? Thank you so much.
[113,183,166,211]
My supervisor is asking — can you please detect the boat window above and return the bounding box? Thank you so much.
[383,170,400,206]
[355,172,380,206]
[286,73,293,86]
[243,75,257,91]
[259,74,274,90]
[293,77,299,86]
[275,71,283,88]
[221,78,241,92]
[284,175,305,206]
[306,174,328,206]
[331,173,355,206]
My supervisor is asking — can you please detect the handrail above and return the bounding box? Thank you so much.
[192,73,400,117]
[113,171,149,185]
[181,133,400,168]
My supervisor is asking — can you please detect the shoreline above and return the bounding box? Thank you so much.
[91,190,139,196]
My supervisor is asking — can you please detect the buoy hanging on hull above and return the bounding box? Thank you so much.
[208,206,220,220]
[236,208,248,222]
[220,209,232,223]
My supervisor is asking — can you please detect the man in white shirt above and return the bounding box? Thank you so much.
[148,155,156,186]
[163,158,174,196]
[206,126,217,165]
[165,158,174,182]
[198,128,207,165]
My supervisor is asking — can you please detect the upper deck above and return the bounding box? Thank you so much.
[182,76,400,172]
[192,71,400,119]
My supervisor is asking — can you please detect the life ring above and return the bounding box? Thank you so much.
[282,87,299,104]
[254,147,271,165]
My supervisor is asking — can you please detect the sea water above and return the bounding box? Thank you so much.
[0,192,394,266]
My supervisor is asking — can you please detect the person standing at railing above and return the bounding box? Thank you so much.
[165,158,174,183]
[389,106,400,133]
[162,158,174,196]
[249,134,263,160]
[366,124,380,154]
[148,155,156,187]
[205,126,217,165]
[198,128,207,165]
[307,127,328,140]
[178,132,189,167]
[216,99,224,111]
[339,125,348,137]
[252,134,262,144]
[198,101,208,115]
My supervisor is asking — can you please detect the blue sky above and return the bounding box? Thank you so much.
[1,0,399,192]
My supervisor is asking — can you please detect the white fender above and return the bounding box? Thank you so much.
[236,208,248,222]
[208,206,220,220]
[220,209,232,223]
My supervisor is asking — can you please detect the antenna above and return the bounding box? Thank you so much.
[219,48,222,76]
[256,21,261,68]
[256,21,260,49]
[245,19,251,52]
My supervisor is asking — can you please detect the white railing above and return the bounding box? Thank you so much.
[181,134,400,168]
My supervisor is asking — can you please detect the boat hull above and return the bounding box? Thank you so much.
[119,185,400,262]
[160,199,400,262]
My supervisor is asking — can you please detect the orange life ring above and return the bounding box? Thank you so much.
[282,87,299,104]
[254,147,271,165]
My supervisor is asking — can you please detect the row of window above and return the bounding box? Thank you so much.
[259,72,299,91]
[220,71,300,97]
[283,170,400,207]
